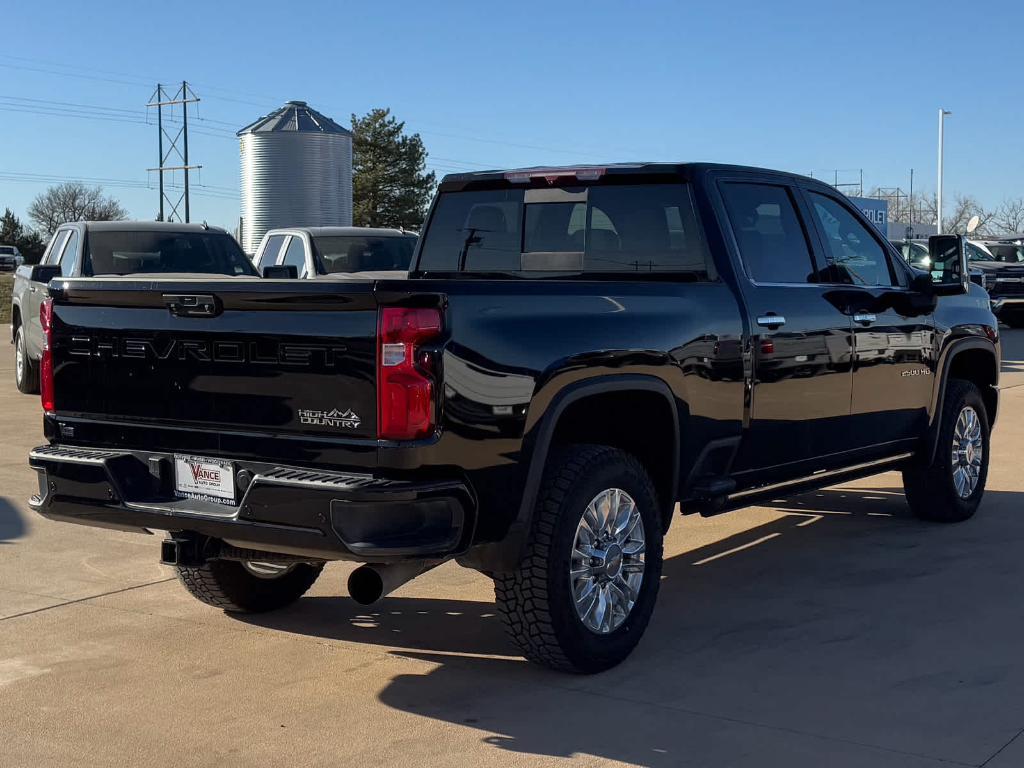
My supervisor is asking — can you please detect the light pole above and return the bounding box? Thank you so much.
[937,108,952,234]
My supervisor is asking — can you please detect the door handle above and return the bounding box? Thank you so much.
[853,312,877,325]
[756,314,786,328]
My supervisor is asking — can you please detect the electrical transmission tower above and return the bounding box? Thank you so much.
[147,82,202,222]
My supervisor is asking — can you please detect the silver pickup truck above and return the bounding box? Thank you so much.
[12,221,257,393]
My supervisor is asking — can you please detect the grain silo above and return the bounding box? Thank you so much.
[238,100,353,254]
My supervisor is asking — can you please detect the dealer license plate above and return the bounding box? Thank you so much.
[173,455,236,505]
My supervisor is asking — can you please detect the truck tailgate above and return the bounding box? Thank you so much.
[49,279,379,440]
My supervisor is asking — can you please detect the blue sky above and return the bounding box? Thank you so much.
[1,0,1021,231]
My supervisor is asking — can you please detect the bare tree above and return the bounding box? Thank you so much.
[28,182,127,237]
[942,194,992,236]
[990,198,1024,236]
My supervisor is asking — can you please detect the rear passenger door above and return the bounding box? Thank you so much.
[715,177,855,476]
[26,228,71,355]
[801,188,935,452]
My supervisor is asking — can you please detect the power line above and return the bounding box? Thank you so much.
[0,170,237,200]
[0,93,146,116]
[1,53,632,165]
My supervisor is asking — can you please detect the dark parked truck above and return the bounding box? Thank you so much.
[27,164,1000,673]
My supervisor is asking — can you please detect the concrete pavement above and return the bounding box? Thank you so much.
[2,332,1024,767]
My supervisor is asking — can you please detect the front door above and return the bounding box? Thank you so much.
[802,190,934,451]
[716,179,854,475]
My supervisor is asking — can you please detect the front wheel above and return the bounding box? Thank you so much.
[14,326,39,395]
[176,559,323,613]
[903,379,990,522]
[494,444,664,673]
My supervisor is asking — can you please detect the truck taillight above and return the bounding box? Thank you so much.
[377,307,442,440]
[40,298,54,413]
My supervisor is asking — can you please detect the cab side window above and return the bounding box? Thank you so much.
[58,230,80,277]
[720,182,816,283]
[807,192,895,287]
[258,235,286,270]
[281,236,308,277]
[43,230,70,266]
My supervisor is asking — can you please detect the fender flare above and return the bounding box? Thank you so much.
[464,374,680,572]
[925,337,999,464]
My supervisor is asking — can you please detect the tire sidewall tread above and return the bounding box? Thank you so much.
[176,559,323,613]
[14,325,39,395]
[903,378,990,523]
[495,443,664,673]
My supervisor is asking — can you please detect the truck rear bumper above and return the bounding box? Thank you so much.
[28,445,474,562]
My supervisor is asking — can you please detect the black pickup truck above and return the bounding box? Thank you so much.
[27,163,999,673]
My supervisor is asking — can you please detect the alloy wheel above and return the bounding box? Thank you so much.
[569,488,646,634]
[951,405,983,499]
[241,561,295,579]
[15,331,25,386]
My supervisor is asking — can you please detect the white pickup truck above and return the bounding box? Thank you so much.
[252,226,416,279]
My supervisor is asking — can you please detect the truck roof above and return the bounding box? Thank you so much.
[60,221,231,235]
[267,226,414,238]
[438,162,817,188]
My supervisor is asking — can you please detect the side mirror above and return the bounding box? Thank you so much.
[262,265,298,279]
[926,234,969,296]
[29,264,62,284]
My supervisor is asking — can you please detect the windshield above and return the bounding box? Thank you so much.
[0,246,15,255]
[417,183,710,277]
[966,242,994,263]
[984,244,1024,263]
[313,235,415,273]
[84,231,257,276]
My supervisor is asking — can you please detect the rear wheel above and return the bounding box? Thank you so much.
[176,558,323,613]
[903,379,990,522]
[494,444,664,673]
[14,325,39,395]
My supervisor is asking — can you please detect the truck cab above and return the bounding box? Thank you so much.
[253,226,416,279]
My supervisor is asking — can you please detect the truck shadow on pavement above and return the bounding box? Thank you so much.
[0,497,26,543]
[241,485,1024,766]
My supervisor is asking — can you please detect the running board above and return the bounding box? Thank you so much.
[701,452,914,516]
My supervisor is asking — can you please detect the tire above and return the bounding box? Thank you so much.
[1000,311,1024,329]
[176,559,323,613]
[14,325,39,395]
[494,444,664,673]
[903,379,990,522]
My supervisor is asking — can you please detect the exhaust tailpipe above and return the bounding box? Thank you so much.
[347,561,440,605]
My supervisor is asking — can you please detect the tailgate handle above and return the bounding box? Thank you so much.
[164,294,221,318]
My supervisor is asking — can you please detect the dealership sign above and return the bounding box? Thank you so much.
[849,196,888,234]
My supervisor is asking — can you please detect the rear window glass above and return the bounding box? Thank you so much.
[417,183,710,277]
[314,235,416,273]
[84,232,257,276]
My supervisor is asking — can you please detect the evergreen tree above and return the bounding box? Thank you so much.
[351,108,436,229]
